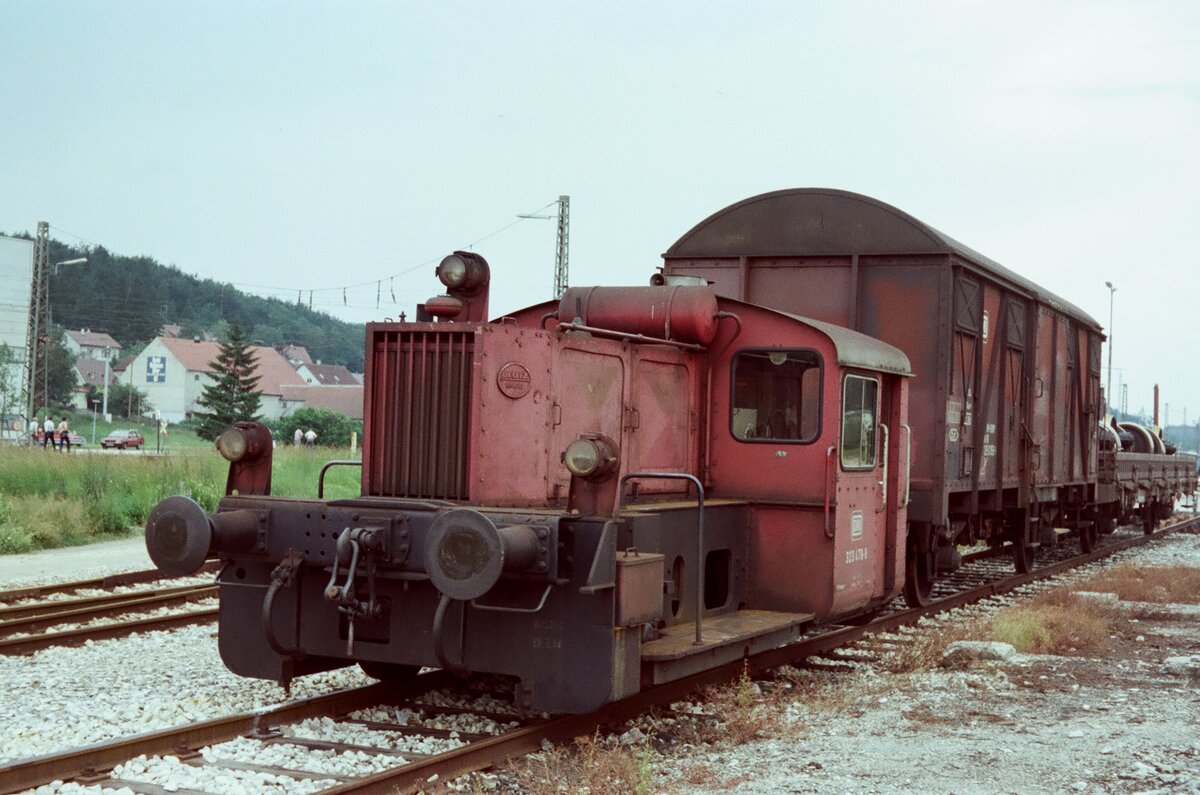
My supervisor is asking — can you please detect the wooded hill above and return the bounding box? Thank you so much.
[37,236,365,371]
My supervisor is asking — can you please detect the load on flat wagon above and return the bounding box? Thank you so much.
[144,190,1195,714]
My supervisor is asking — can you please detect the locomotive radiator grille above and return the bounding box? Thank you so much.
[368,329,474,500]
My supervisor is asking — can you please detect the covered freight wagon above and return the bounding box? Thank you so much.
[661,188,1105,599]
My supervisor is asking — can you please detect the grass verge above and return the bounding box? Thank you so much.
[1071,563,1200,604]
[991,588,1122,655]
[0,444,361,554]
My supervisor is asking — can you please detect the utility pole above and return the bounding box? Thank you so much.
[22,222,50,435]
[518,195,570,298]
[553,195,569,298]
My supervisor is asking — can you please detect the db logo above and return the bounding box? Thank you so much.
[497,362,532,399]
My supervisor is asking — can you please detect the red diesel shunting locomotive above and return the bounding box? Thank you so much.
[145,189,1195,714]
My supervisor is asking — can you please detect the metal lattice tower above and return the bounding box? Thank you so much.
[22,221,50,426]
[553,195,570,298]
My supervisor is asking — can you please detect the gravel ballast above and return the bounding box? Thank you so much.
[6,528,1200,793]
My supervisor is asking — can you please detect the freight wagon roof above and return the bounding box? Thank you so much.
[665,188,1102,331]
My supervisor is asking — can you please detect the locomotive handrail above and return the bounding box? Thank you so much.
[554,320,706,351]
[878,423,889,514]
[824,447,836,538]
[618,472,706,645]
[318,460,363,498]
[902,424,912,508]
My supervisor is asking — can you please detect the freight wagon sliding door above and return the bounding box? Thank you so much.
[997,297,1029,492]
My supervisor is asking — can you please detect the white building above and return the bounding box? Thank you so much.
[64,329,122,361]
[0,235,33,433]
[125,337,307,423]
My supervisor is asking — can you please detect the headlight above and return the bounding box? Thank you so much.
[562,435,618,481]
[436,254,469,289]
[215,427,248,461]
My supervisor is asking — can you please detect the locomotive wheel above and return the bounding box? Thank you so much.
[1011,533,1034,574]
[358,661,420,683]
[903,541,935,607]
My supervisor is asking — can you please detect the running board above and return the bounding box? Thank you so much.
[640,609,813,685]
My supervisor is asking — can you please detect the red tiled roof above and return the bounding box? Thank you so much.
[303,363,358,386]
[282,344,313,365]
[67,329,122,350]
[158,337,306,396]
[74,357,115,387]
[279,386,365,420]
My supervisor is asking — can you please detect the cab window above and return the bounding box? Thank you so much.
[841,374,878,469]
[731,350,821,443]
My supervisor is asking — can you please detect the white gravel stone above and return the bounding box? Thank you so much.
[0,623,374,763]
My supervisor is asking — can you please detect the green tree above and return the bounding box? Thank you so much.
[272,407,363,448]
[106,381,153,419]
[36,327,79,412]
[193,323,263,440]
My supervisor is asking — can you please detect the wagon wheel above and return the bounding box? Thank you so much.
[1079,522,1097,554]
[1098,507,1117,536]
[903,534,935,607]
[358,661,421,682]
[1141,502,1157,536]
[1011,532,1035,574]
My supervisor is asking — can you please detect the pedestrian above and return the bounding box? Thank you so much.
[42,415,55,450]
[57,416,71,452]
[304,428,316,449]
[293,427,303,448]
[28,418,37,446]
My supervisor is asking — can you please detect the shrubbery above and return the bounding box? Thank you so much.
[271,408,363,448]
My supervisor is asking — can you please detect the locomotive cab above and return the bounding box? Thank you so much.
[146,252,912,714]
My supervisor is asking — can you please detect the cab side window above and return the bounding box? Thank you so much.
[732,350,821,443]
[841,374,878,469]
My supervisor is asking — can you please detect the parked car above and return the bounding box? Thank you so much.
[101,429,145,450]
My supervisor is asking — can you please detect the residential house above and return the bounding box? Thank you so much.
[71,356,116,411]
[64,329,121,361]
[279,385,364,421]
[125,337,306,423]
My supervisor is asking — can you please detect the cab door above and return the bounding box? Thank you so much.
[832,372,888,612]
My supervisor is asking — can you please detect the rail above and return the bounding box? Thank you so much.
[8,515,1196,793]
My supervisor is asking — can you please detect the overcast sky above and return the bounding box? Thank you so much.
[2,1,1197,422]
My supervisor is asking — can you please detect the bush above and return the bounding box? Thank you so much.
[272,407,363,448]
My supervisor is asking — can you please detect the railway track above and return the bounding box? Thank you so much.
[3,515,1195,794]
[0,564,218,656]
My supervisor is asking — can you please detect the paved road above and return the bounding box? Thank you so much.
[0,535,153,587]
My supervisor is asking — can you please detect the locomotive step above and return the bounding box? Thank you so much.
[640,609,813,685]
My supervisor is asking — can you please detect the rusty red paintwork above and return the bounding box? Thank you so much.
[557,285,720,345]
[144,188,1194,715]
[662,189,1104,550]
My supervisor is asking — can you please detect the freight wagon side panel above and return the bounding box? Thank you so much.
[744,257,854,327]
[857,259,948,525]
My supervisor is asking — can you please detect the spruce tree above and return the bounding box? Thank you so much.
[194,323,263,440]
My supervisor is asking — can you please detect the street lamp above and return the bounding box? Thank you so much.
[1105,281,1116,419]
[54,257,87,273]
